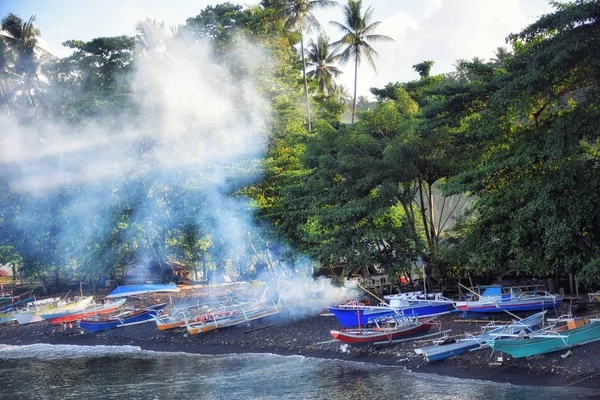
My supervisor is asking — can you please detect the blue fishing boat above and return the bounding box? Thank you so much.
[105,284,179,298]
[488,317,600,358]
[456,285,563,314]
[79,303,166,332]
[416,311,547,362]
[328,292,454,328]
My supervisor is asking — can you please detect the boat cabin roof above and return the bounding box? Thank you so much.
[476,284,547,296]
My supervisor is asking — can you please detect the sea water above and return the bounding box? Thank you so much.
[0,344,598,400]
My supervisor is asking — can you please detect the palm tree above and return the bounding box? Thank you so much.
[0,36,13,113]
[266,0,338,132]
[333,83,352,107]
[330,0,393,124]
[135,18,168,58]
[490,46,512,66]
[306,34,342,95]
[1,13,51,108]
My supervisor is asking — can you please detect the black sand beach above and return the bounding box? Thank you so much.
[1,285,599,392]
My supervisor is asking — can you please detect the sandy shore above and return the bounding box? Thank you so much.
[1,286,599,391]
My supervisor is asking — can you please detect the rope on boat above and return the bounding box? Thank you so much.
[374,329,453,347]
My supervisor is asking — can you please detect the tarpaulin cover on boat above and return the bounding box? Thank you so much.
[106,284,179,298]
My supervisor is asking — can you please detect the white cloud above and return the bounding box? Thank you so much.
[340,0,555,98]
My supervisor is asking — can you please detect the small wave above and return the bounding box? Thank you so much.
[0,343,144,360]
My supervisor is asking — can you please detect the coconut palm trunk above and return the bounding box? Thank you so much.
[300,32,312,132]
[352,52,358,124]
[265,0,338,132]
[330,0,393,124]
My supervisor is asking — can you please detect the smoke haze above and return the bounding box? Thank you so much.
[0,30,354,314]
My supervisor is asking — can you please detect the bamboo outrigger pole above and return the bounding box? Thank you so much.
[357,284,386,305]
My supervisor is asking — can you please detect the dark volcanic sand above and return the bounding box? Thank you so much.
[1,285,599,391]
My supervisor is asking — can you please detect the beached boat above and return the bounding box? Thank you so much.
[588,292,600,302]
[154,310,190,331]
[0,295,36,313]
[0,312,14,324]
[331,316,434,345]
[328,292,454,328]
[11,296,94,325]
[106,284,179,298]
[12,297,63,325]
[41,298,126,325]
[488,316,600,358]
[185,300,281,335]
[455,285,563,314]
[415,310,547,362]
[0,290,33,307]
[79,303,166,332]
[154,302,219,331]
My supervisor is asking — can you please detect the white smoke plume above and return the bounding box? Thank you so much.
[0,29,354,316]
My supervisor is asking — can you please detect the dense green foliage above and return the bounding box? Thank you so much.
[0,0,599,293]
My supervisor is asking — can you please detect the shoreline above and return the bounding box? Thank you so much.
[1,286,599,393]
[1,310,600,392]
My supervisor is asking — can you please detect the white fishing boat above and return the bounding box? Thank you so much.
[13,296,94,325]
[416,311,547,362]
[185,299,281,335]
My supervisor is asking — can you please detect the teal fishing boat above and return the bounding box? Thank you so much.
[488,318,600,358]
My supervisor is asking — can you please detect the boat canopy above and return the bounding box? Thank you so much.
[106,284,179,298]
[480,286,503,297]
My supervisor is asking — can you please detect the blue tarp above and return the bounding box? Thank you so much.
[106,284,179,298]
[480,286,503,296]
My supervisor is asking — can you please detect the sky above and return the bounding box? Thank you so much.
[0,0,557,98]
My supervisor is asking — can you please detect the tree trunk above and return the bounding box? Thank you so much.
[40,277,49,295]
[417,177,432,246]
[352,53,358,124]
[11,263,16,284]
[53,266,60,292]
[428,182,437,243]
[0,81,10,115]
[300,31,312,132]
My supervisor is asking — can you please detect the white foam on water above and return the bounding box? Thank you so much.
[0,343,144,359]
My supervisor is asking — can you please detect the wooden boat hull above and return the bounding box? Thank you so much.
[489,320,600,358]
[13,313,43,325]
[331,321,432,345]
[42,299,126,325]
[155,309,204,331]
[0,313,14,324]
[12,297,94,325]
[422,340,482,362]
[187,303,281,335]
[156,319,186,331]
[328,302,452,328]
[79,303,165,332]
[458,297,563,313]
